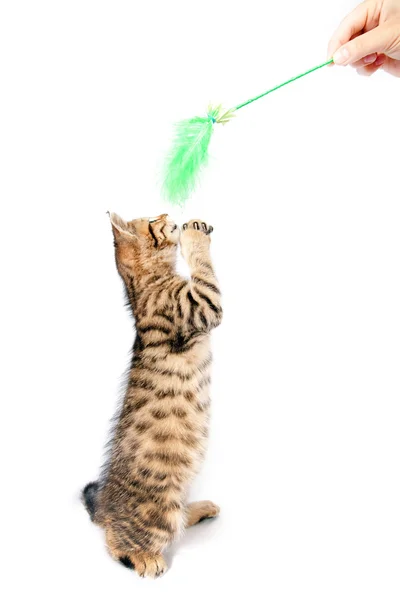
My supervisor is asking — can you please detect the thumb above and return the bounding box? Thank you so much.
[333,23,396,65]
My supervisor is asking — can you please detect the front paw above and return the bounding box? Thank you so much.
[182,220,213,235]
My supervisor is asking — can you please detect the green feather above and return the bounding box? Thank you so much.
[163,116,213,207]
[163,105,236,207]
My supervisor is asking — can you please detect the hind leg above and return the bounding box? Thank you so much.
[118,552,167,578]
[105,527,168,578]
[186,501,220,527]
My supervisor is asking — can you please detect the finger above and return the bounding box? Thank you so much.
[327,2,370,59]
[333,22,397,65]
[351,53,378,68]
[356,62,383,76]
[375,53,387,67]
[356,52,386,74]
[382,57,400,77]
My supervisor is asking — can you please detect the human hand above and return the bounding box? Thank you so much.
[327,0,400,76]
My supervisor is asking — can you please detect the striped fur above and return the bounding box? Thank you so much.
[82,214,222,578]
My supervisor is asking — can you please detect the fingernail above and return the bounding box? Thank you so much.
[333,47,350,65]
[363,53,377,64]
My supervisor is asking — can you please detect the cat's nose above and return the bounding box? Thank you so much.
[165,215,177,227]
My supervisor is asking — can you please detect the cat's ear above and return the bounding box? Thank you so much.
[108,212,137,241]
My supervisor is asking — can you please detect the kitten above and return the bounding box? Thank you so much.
[82,213,222,578]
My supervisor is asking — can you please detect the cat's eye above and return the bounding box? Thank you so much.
[149,217,159,223]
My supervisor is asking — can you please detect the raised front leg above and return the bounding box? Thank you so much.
[179,220,223,332]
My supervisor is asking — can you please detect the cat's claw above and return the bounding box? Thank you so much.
[182,220,213,235]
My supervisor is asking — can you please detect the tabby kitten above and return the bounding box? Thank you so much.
[82,213,222,578]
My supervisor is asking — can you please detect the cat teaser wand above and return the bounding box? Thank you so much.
[163,59,333,207]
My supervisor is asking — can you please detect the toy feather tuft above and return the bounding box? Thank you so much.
[162,105,235,207]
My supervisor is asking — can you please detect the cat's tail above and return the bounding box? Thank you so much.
[81,481,99,521]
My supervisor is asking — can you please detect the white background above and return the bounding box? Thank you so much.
[1,0,399,598]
